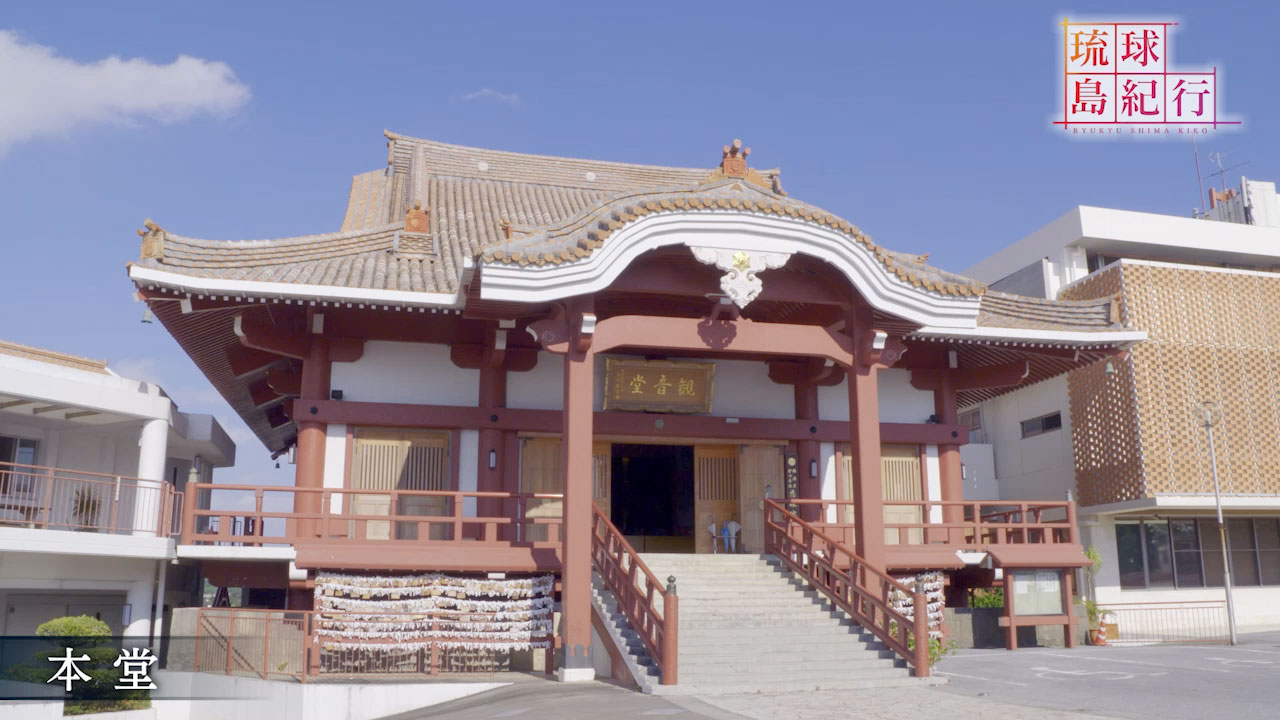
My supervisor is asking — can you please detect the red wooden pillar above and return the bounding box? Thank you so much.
[935,370,964,537]
[847,308,886,569]
[477,362,507,523]
[294,336,331,539]
[559,343,594,681]
[794,380,822,522]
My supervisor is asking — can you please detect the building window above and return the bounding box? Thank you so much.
[1115,517,1280,589]
[1019,412,1062,439]
[959,408,985,444]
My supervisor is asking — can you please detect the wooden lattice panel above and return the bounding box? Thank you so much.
[1063,267,1144,506]
[1064,262,1280,505]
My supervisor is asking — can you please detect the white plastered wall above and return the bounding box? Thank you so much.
[323,424,347,513]
[820,442,836,522]
[816,368,935,423]
[330,341,479,406]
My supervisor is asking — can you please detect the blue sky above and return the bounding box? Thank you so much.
[1,1,1276,483]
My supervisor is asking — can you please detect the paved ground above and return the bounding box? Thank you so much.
[394,634,1280,719]
[934,631,1280,720]
[392,675,1109,720]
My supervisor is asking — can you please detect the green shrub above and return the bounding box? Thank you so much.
[970,588,1005,608]
[6,615,151,716]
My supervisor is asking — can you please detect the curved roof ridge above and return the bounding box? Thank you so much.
[386,130,711,179]
[150,222,402,249]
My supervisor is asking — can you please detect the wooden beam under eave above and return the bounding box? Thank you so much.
[31,405,68,415]
[266,366,303,396]
[911,360,1031,393]
[226,346,283,378]
[0,399,35,409]
[64,410,98,420]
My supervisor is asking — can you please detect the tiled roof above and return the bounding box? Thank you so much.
[0,340,109,375]
[977,291,1121,332]
[132,132,1139,335]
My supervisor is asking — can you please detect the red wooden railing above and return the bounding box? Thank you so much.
[590,504,678,685]
[0,460,180,536]
[182,483,564,547]
[789,498,1078,549]
[194,606,553,682]
[765,499,930,677]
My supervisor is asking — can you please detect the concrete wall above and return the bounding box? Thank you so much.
[0,551,162,640]
[151,671,505,720]
[979,375,1074,502]
[959,444,999,500]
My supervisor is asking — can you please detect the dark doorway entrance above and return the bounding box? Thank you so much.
[610,444,695,553]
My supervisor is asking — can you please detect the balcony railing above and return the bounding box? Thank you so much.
[0,460,180,536]
[181,483,564,549]
[790,499,1079,550]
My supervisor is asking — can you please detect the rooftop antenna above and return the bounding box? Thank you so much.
[1205,151,1251,200]
[1193,138,1206,216]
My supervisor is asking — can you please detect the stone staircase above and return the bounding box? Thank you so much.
[592,553,942,695]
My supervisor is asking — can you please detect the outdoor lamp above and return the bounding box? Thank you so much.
[809,459,818,478]
[488,449,498,470]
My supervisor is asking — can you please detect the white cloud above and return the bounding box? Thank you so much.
[463,88,524,110]
[0,30,250,151]
[110,356,166,387]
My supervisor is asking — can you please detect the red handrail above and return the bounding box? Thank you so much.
[590,503,677,685]
[182,483,566,547]
[785,498,1079,548]
[764,499,930,677]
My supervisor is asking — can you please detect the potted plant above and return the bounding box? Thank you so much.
[72,487,102,531]
[1084,599,1107,645]
[1082,545,1107,644]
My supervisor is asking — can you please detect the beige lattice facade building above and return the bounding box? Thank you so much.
[966,182,1280,634]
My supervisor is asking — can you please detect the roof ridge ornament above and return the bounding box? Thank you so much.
[404,201,430,233]
[721,139,750,178]
[138,219,166,261]
[705,139,782,194]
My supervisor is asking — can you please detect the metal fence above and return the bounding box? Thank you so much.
[1105,601,1229,644]
[194,607,553,682]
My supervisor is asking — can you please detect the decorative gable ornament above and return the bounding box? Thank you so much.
[690,246,792,309]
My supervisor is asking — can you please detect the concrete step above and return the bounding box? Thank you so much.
[678,655,898,672]
[649,675,943,696]
[680,664,909,682]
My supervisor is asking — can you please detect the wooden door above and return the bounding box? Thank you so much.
[520,438,609,540]
[351,429,450,541]
[694,445,738,554]
[520,437,562,542]
[592,442,611,521]
[839,443,924,545]
[738,444,784,554]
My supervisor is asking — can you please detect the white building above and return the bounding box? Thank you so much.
[0,340,234,647]
[965,178,1280,636]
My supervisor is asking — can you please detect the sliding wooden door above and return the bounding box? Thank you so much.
[839,443,924,544]
[350,428,450,540]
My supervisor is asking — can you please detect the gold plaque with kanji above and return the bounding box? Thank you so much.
[603,358,714,414]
